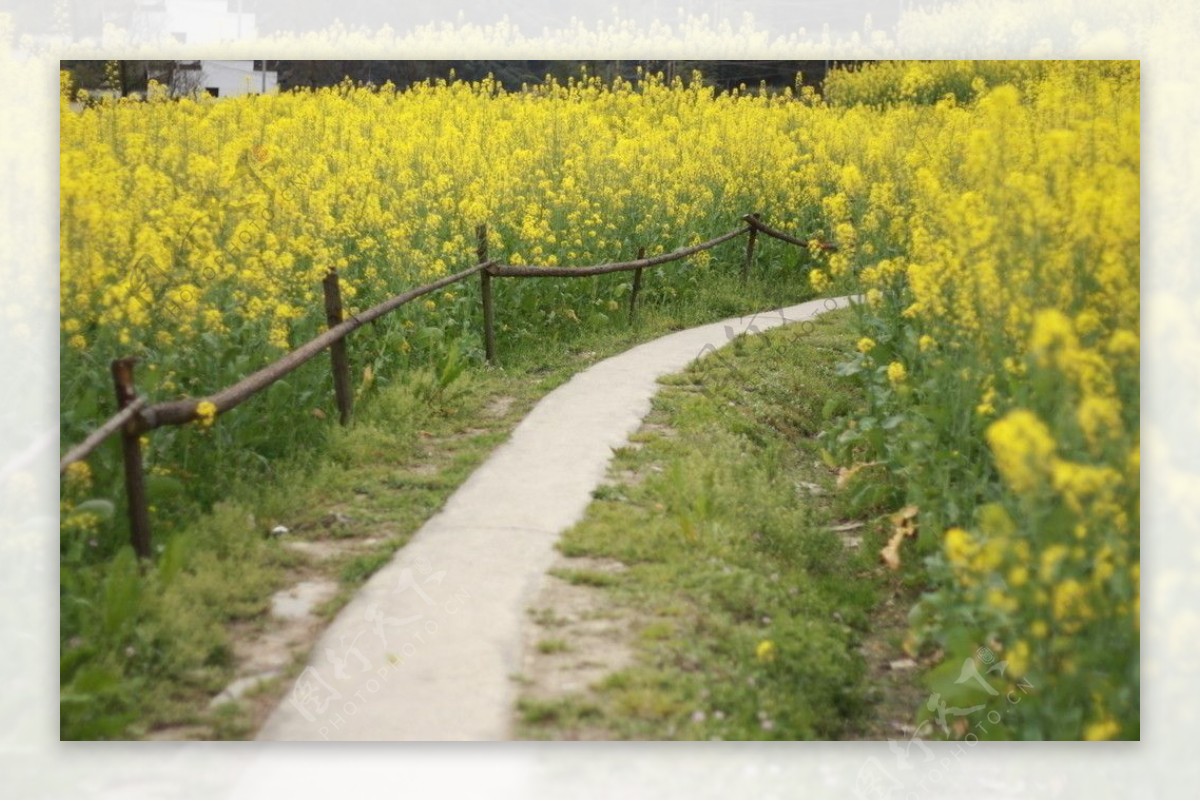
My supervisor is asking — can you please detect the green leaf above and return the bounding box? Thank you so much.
[146,474,185,501]
[102,547,142,639]
[836,428,861,446]
[157,535,188,586]
[817,448,838,469]
[72,499,116,522]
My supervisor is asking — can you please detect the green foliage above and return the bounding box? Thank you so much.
[60,502,284,739]
[521,310,879,741]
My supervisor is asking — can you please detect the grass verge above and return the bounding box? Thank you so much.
[515,308,926,740]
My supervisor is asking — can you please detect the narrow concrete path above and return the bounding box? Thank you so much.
[257,296,853,741]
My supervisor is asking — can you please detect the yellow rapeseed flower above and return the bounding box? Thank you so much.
[1052,578,1087,621]
[986,587,1018,614]
[944,527,977,568]
[1076,396,1122,452]
[1006,640,1031,677]
[195,400,218,428]
[1083,717,1121,741]
[1028,309,1078,367]
[1040,544,1069,581]
[64,460,93,490]
[986,410,1056,494]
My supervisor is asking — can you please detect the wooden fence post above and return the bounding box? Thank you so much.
[629,246,646,324]
[478,224,496,364]
[742,213,760,283]
[111,357,152,559]
[322,270,354,426]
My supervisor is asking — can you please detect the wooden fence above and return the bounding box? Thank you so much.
[59,213,834,557]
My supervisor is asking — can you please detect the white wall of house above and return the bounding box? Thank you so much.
[196,60,278,97]
[161,0,257,43]
[113,0,257,45]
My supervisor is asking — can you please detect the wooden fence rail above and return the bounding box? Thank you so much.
[138,263,487,432]
[486,224,751,278]
[59,396,146,471]
[59,212,831,557]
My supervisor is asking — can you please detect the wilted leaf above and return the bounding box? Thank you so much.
[835,461,883,489]
[880,529,905,570]
[880,505,919,571]
[890,505,919,527]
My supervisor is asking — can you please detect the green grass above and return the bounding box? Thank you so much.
[548,567,622,588]
[516,309,890,741]
[536,638,571,655]
[60,252,827,739]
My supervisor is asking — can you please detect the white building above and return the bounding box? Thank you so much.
[109,0,257,44]
[174,60,278,98]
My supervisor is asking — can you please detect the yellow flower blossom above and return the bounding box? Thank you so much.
[1040,544,1069,581]
[195,400,218,428]
[986,587,1018,614]
[1052,578,1088,621]
[944,527,977,568]
[1028,309,1078,367]
[986,410,1057,494]
[1083,718,1121,741]
[64,460,93,490]
[1076,396,1122,451]
[1006,640,1030,677]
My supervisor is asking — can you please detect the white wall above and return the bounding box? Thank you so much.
[198,60,278,97]
[162,0,257,42]
[116,0,258,44]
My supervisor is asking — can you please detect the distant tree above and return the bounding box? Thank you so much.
[62,60,208,98]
